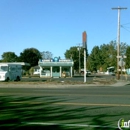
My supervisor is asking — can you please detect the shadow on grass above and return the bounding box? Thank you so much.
[0,96,123,130]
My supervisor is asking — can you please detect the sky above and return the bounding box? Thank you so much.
[0,0,130,59]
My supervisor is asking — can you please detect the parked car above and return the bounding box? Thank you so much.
[86,70,91,75]
[81,69,91,76]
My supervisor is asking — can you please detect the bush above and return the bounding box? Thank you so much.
[29,67,34,75]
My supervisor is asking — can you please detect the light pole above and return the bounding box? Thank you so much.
[82,31,87,83]
[77,44,81,74]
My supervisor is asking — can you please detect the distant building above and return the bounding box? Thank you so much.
[33,66,40,75]
[0,62,30,66]
[38,57,73,78]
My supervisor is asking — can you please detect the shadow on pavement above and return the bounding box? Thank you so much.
[0,96,124,130]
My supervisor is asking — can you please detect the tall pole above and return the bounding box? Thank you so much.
[84,48,86,82]
[112,7,127,79]
[77,44,81,74]
[79,46,80,74]
[82,31,87,83]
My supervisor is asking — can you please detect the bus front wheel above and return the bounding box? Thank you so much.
[16,76,20,81]
[5,77,9,82]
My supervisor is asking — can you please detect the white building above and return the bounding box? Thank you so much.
[38,57,73,78]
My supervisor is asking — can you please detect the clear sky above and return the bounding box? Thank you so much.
[0,0,130,59]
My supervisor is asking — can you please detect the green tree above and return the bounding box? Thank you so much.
[120,42,128,55]
[41,51,53,59]
[107,41,117,67]
[29,67,34,75]
[19,48,42,70]
[125,46,130,68]
[88,46,101,72]
[100,41,117,71]
[1,52,18,62]
[88,41,128,72]
[64,46,88,71]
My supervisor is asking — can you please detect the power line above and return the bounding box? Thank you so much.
[121,25,130,33]
[123,26,130,28]
[121,22,130,26]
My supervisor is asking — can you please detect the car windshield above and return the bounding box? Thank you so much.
[0,66,8,71]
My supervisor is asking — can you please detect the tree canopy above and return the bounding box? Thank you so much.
[41,51,53,59]
[87,41,128,72]
[1,40,129,73]
[87,46,101,72]
[1,52,18,62]
[125,46,130,68]
[64,46,88,70]
[19,48,42,69]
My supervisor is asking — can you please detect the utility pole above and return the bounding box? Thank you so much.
[84,47,86,82]
[112,7,127,79]
[77,44,81,74]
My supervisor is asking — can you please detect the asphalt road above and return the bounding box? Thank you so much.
[0,85,130,130]
[21,74,130,83]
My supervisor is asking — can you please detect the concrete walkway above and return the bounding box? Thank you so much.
[0,80,130,88]
[109,80,130,87]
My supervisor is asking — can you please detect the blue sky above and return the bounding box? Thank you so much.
[0,0,130,59]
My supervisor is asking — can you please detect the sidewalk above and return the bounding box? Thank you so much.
[0,80,129,88]
[109,80,130,87]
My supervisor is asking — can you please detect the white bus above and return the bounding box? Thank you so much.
[0,63,22,81]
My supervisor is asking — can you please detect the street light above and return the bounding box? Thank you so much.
[77,45,81,74]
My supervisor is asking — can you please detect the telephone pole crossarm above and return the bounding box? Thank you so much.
[112,7,127,10]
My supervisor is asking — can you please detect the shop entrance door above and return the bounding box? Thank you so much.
[52,66,60,78]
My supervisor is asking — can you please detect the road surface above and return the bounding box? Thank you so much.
[0,84,130,130]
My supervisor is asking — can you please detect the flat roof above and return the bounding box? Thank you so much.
[39,61,73,67]
[0,62,30,66]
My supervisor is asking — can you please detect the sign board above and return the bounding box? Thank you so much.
[117,55,127,58]
[118,60,125,67]
[82,31,87,49]
[116,56,122,58]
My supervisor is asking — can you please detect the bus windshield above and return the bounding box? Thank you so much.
[0,66,8,71]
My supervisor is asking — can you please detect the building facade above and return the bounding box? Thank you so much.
[38,57,73,78]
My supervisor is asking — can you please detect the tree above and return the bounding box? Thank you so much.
[64,46,88,71]
[125,46,130,68]
[106,41,128,70]
[1,52,18,62]
[19,48,42,70]
[99,41,117,70]
[41,51,53,59]
[120,42,128,55]
[88,46,101,72]
[88,41,128,72]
